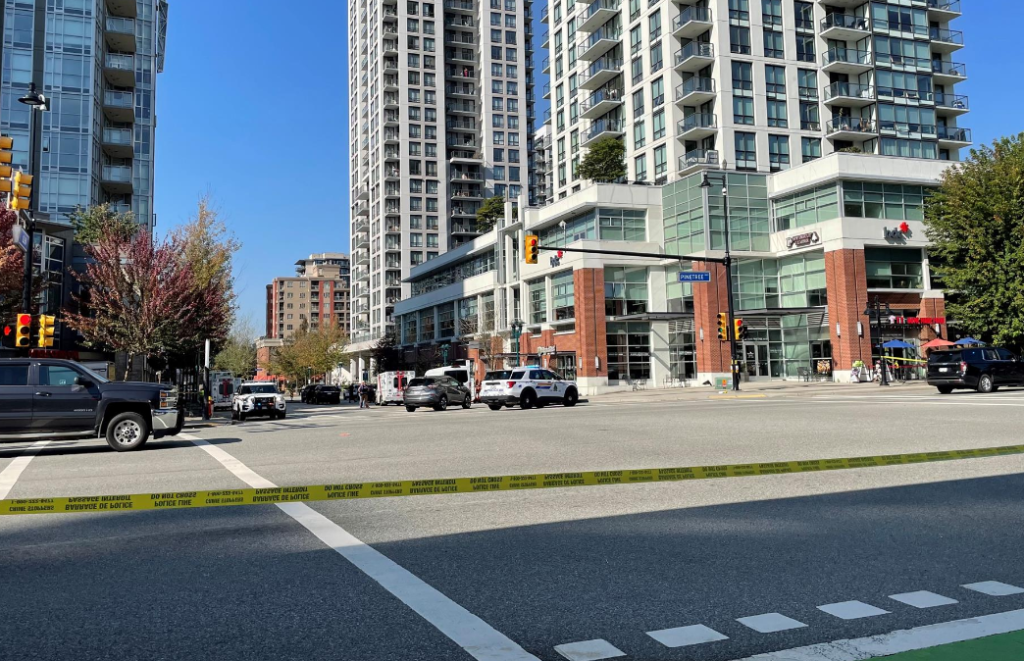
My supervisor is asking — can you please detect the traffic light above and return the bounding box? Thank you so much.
[734,318,747,341]
[37,314,55,349]
[524,234,539,264]
[0,136,13,198]
[15,313,31,348]
[717,312,730,341]
[8,170,32,211]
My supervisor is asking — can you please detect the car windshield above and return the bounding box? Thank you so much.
[510,371,526,380]
[240,384,277,394]
[409,378,435,387]
[928,352,961,364]
[320,386,339,392]
[485,371,512,380]
[76,363,110,384]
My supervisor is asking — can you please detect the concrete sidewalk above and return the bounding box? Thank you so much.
[586,378,933,404]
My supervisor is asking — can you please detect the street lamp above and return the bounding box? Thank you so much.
[510,319,524,367]
[700,169,740,392]
[17,82,49,320]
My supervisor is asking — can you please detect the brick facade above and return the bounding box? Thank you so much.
[692,261,732,375]
[825,249,873,371]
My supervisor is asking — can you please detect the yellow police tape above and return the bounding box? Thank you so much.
[3,443,1023,517]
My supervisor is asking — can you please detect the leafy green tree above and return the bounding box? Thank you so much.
[577,136,626,182]
[925,134,1024,351]
[69,203,137,245]
[214,316,258,378]
[476,195,504,233]
[837,147,864,154]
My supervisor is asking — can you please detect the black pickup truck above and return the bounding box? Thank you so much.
[0,358,183,451]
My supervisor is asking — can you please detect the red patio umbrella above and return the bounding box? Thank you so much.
[920,338,954,356]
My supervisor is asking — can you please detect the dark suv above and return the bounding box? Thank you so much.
[310,385,341,404]
[927,347,1024,394]
[0,358,182,451]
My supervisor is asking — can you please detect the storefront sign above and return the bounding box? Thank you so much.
[884,222,911,240]
[786,231,820,249]
[537,346,556,355]
[885,316,946,326]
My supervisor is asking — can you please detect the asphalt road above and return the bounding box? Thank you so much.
[2,388,1024,661]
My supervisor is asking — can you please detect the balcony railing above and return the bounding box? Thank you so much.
[672,6,712,32]
[678,149,720,170]
[102,127,132,146]
[103,90,133,108]
[581,87,622,111]
[585,118,624,141]
[105,16,134,34]
[678,113,717,132]
[823,82,875,101]
[826,118,876,134]
[927,0,961,12]
[820,14,869,32]
[935,92,969,110]
[105,52,134,71]
[674,42,714,66]
[930,26,964,44]
[580,57,623,85]
[932,60,967,77]
[822,48,872,67]
[937,126,971,142]
[102,165,132,182]
[675,77,715,100]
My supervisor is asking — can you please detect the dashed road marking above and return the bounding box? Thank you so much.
[0,440,49,499]
[646,624,729,648]
[963,581,1024,596]
[817,600,890,620]
[889,591,959,609]
[553,639,626,660]
[736,613,808,634]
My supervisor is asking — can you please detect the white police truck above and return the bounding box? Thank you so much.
[479,366,579,411]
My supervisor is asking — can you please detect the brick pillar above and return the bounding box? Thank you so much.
[825,249,873,372]
[692,261,731,375]
[574,268,607,378]
[919,296,948,342]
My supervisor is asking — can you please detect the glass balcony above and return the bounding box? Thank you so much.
[583,118,624,144]
[102,90,134,122]
[932,60,967,83]
[579,0,620,33]
[104,53,135,87]
[578,26,621,61]
[935,92,969,115]
[820,13,869,39]
[678,149,720,173]
[825,117,877,139]
[579,57,623,89]
[580,87,623,119]
[674,77,716,106]
[823,82,875,107]
[937,125,971,145]
[673,42,714,72]
[927,0,961,19]
[104,17,136,52]
[822,48,873,74]
[671,6,712,39]
[677,113,717,140]
[929,27,964,52]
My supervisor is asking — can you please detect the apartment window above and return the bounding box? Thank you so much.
[426,234,439,248]
[491,28,501,42]
[492,98,503,111]
[651,77,664,107]
[633,89,644,117]
[652,110,665,140]
[570,102,578,125]
[733,96,754,125]
[767,99,788,128]
[768,134,790,171]
[528,279,547,324]
[408,18,419,31]
[409,142,421,156]
[426,198,438,212]
[410,234,423,247]
[630,25,642,55]
[558,138,566,161]
[732,61,753,93]
[735,132,756,170]
[634,121,645,149]
[635,154,647,181]
[427,215,439,229]
[508,133,519,146]
[506,65,517,77]
[493,114,505,127]
[508,116,519,129]
[493,131,505,145]
[729,0,750,23]
[794,1,813,30]
[492,80,503,94]
[801,137,821,163]
[654,145,667,178]
[650,41,663,72]
[798,69,818,100]
[506,48,517,62]
[629,0,641,21]
[730,25,751,54]
[761,0,781,26]
[763,29,783,58]
[765,65,786,98]
[509,149,520,163]
[408,36,420,49]
[410,179,423,193]
[408,54,420,67]
[507,98,518,112]
[631,57,643,85]
[494,148,504,162]
[567,75,576,99]
[491,46,502,59]
[505,14,516,27]
[490,11,501,25]
[505,30,516,44]
[799,102,819,130]
[795,35,814,63]
[648,9,661,40]
[556,85,564,107]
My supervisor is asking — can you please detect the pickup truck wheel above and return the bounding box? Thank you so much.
[105,412,150,451]
[563,389,579,407]
[978,374,994,393]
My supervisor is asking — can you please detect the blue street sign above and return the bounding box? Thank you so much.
[678,271,711,283]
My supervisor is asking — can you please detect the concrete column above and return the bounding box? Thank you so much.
[648,266,670,388]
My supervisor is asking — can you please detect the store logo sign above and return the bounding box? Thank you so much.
[884,222,911,240]
[786,231,820,249]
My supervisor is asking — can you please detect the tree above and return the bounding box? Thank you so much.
[69,203,137,245]
[64,229,215,378]
[577,136,626,182]
[924,134,1024,352]
[214,315,258,378]
[269,323,349,385]
[476,195,505,233]
[0,208,26,322]
[838,147,864,154]
[372,331,404,372]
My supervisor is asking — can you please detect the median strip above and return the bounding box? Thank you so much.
[2,443,1022,516]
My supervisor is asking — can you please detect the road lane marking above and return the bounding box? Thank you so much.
[183,434,541,661]
[817,601,890,620]
[0,441,49,500]
[647,624,729,648]
[962,581,1024,596]
[889,591,959,608]
[736,613,808,634]
[726,608,1024,661]
[553,639,626,660]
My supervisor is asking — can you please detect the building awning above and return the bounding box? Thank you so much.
[609,312,695,322]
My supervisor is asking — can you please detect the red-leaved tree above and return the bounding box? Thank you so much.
[65,226,226,377]
[0,208,24,323]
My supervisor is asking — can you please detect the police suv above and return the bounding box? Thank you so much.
[479,366,580,411]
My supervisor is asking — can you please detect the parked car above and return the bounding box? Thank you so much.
[0,358,182,451]
[232,382,287,420]
[404,376,472,412]
[480,367,579,410]
[927,347,1024,393]
[299,384,318,403]
[310,384,341,404]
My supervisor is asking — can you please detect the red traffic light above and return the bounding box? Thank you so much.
[3,325,10,336]
[17,313,31,325]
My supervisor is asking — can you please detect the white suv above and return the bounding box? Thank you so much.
[232,382,287,421]
[480,367,579,411]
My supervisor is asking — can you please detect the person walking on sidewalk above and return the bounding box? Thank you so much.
[358,382,368,409]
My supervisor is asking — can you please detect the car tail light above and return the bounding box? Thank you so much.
[507,381,515,388]
[959,361,967,374]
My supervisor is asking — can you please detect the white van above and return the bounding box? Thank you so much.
[377,371,417,405]
[425,364,477,401]
[211,371,240,410]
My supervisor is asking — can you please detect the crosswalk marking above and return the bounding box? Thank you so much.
[963,581,1024,596]
[889,591,959,608]
[817,600,890,620]
[553,639,626,661]
[646,624,728,648]
[736,613,808,633]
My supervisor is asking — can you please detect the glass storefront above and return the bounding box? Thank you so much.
[606,322,651,384]
[737,313,832,380]
[668,320,697,380]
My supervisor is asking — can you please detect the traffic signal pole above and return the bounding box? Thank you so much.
[722,188,740,392]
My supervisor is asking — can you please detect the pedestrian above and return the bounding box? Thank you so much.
[358,382,367,409]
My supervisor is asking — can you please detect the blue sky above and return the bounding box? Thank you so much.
[154,1,1021,330]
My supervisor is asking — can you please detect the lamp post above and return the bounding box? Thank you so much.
[700,170,740,392]
[17,83,49,318]
[510,319,524,367]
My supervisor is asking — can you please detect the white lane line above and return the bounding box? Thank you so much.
[726,608,1024,661]
[963,581,1024,596]
[817,601,890,620]
[182,433,540,661]
[553,639,626,660]
[0,440,50,499]
[736,613,808,634]
[889,591,959,608]
[647,624,729,648]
